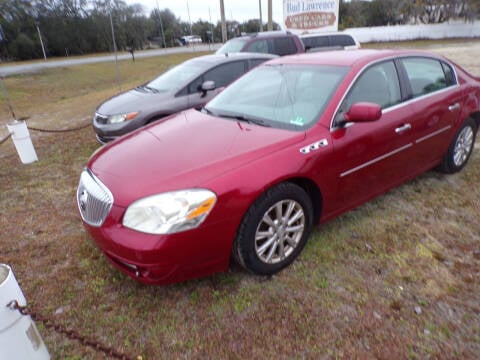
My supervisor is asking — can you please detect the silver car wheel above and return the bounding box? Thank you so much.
[453,126,474,167]
[254,200,305,264]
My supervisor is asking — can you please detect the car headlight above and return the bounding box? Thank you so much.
[107,112,139,124]
[122,189,217,234]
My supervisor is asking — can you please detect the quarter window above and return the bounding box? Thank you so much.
[441,62,457,86]
[402,57,451,97]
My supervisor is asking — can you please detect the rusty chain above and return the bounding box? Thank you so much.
[27,120,92,133]
[0,118,91,147]
[7,300,138,360]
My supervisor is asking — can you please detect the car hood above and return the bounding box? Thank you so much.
[96,88,175,115]
[89,109,306,207]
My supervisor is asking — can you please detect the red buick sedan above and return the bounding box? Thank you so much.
[77,49,479,285]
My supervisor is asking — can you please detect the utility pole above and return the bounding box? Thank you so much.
[187,0,192,35]
[267,0,273,31]
[156,0,167,50]
[209,7,214,44]
[259,0,263,32]
[35,23,47,61]
[109,9,121,92]
[220,0,227,42]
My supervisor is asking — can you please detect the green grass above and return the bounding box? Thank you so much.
[1,42,480,359]
[0,51,211,129]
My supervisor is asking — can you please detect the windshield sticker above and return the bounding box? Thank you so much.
[290,116,305,126]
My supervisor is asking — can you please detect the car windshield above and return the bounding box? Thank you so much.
[216,38,248,54]
[145,61,207,92]
[205,64,349,130]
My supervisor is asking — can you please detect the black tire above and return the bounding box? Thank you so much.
[437,118,477,174]
[233,182,313,275]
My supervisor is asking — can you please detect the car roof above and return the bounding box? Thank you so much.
[266,49,445,68]
[229,31,297,40]
[299,32,354,38]
[186,53,277,66]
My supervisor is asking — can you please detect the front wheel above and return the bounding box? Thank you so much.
[437,118,477,174]
[233,183,313,275]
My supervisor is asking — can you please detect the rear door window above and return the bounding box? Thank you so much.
[330,34,355,47]
[303,35,329,49]
[246,39,269,53]
[249,58,270,69]
[273,37,297,55]
[401,57,453,97]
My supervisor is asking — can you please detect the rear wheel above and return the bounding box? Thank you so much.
[233,183,313,275]
[437,118,477,174]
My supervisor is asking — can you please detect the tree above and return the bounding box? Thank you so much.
[149,8,182,47]
[191,20,214,42]
[10,32,38,59]
[339,0,369,28]
[366,0,401,26]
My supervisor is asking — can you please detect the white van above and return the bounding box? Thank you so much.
[300,32,360,52]
[180,35,202,45]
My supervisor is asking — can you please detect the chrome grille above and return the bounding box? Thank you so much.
[77,169,113,227]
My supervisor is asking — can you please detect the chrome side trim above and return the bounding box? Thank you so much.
[340,143,413,178]
[415,125,452,144]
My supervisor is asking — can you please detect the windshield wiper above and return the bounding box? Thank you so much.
[216,113,270,127]
[136,85,158,93]
[135,85,148,92]
[144,86,159,93]
[202,107,216,116]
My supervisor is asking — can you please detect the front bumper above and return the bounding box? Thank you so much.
[83,204,237,285]
[93,113,146,144]
[95,133,117,144]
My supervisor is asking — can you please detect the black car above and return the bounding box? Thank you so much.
[93,53,276,144]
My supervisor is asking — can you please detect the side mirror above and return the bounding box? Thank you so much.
[200,80,216,97]
[202,80,216,91]
[344,102,382,123]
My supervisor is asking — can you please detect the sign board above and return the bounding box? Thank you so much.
[283,0,340,34]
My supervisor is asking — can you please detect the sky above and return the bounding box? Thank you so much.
[126,0,285,25]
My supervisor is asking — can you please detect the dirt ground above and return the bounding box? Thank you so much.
[425,40,480,75]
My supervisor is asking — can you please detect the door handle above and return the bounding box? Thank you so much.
[395,123,411,134]
[448,103,460,112]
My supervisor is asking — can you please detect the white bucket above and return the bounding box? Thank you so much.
[6,120,38,164]
[0,264,50,360]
